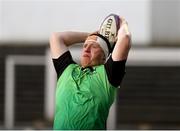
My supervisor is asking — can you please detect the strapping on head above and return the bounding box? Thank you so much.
[88,33,112,58]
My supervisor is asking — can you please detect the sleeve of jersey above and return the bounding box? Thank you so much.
[104,55,126,87]
[52,51,76,78]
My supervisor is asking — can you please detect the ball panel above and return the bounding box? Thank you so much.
[99,14,120,47]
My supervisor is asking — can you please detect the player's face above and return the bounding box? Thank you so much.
[80,36,105,67]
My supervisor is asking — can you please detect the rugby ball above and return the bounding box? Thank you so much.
[99,14,121,46]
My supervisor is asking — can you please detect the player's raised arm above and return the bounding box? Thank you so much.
[112,17,131,61]
[49,31,89,59]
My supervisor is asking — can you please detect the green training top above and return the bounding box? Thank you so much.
[53,63,117,130]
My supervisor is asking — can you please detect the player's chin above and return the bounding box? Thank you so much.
[80,57,91,67]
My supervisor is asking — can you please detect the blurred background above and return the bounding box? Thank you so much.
[0,0,180,129]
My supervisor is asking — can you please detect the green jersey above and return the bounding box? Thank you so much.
[52,51,125,130]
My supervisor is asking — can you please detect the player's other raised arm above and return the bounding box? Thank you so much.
[112,17,131,61]
[49,31,89,59]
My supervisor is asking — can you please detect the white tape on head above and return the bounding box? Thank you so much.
[86,35,109,59]
[96,37,109,58]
